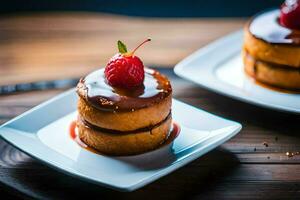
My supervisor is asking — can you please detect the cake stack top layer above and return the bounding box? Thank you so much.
[249,9,300,46]
[77,68,172,112]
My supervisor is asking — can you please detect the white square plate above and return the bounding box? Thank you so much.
[174,30,300,114]
[0,89,241,191]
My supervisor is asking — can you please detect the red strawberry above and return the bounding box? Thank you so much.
[105,39,151,88]
[280,0,300,29]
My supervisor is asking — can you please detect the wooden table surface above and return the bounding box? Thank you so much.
[1,12,300,200]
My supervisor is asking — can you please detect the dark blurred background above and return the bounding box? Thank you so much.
[0,0,284,89]
[0,0,282,17]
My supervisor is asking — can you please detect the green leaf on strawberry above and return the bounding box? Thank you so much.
[117,40,128,54]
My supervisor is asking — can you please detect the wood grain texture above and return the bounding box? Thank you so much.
[0,12,244,86]
[0,69,300,199]
[0,12,300,199]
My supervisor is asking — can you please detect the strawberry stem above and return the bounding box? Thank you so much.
[129,38,151,56]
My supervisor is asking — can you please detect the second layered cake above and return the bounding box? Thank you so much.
[76,68,172,155]
[243,9,300,90]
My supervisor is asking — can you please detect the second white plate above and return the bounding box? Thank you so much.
[174,30,300,114]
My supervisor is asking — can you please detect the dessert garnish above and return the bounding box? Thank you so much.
[104,39,151,89]
[75,38,174,155]
[280,0,300,29]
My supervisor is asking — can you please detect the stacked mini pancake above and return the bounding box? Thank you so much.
[243,10,300,90]
[76,68,172,156]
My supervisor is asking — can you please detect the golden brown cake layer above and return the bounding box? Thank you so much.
[80,112,171,134]
[244,10,300,68]
[243,50,300,90]
[76,68,173,155]
[77,68,172,112]
[77,114,172,156]
[77,94,171,131]
[244,28,300,68]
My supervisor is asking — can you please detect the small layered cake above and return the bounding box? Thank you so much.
[76,39,172,156]
[243,0,300,90]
